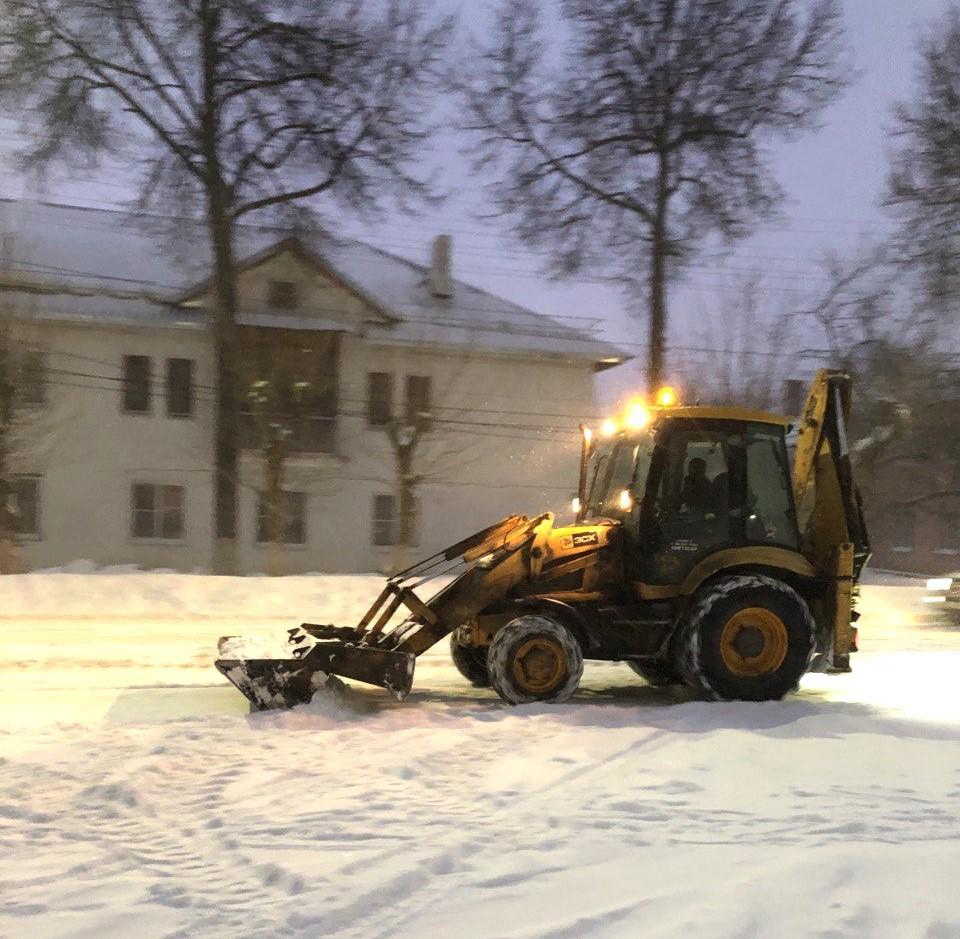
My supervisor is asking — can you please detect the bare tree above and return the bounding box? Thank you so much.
[687,276,797,409]
[371,357,487,573]
[0,311,48,572]
[245,377,306,577]
[790,247,960,543]
[799,245,892,361]
[238,326,338,575]
[0,324,17,572]
[886,4,960,310]
[0,0,450,572]
[460,0,847,391]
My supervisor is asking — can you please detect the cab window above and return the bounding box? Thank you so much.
[745,424,799,550]
[653,428,733,551]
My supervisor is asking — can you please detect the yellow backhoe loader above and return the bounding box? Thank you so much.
[216,369,869,709]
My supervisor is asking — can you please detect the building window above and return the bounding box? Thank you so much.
[891,506,915,553]
[372,494,419,546]
[368,372,393,426]
[256,490,307,545]
[405,375,432,428]
[19,351,46,406]
[166,358,194,418]
[10,476,40,536]
[937,513,960,554]
[268,280,298,310]
[373,494,396,546]
[131,483,184,539]
[123,355,151,413]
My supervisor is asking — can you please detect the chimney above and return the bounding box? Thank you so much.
[429,234,454,299]
[783,378,806,417]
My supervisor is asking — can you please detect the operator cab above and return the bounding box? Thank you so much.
[581,404,798,588]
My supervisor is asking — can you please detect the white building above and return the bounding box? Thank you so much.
[0,200,626,573]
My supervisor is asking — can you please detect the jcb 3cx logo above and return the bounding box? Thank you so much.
[561,531,600,550]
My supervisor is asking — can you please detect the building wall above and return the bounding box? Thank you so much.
[13,318,216,571]
[9,314,597,574]
[227,247,382,325]
[862,459,960,576]
[233,334,594,574]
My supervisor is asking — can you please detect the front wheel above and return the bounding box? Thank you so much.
[487,614,583,705]
[677,575,815,701]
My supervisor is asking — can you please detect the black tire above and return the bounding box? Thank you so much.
[487,614,583,705]
[627,660,681,687]
[449,629,490,687]
[677,574,815,702]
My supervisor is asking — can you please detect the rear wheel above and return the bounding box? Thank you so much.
[449,629,490,687]
[627,660,681,687]
[677,575,815,701]
[488,614,583,705]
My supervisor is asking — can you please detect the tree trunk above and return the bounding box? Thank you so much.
[200,0,240,574]
[0,339,16,574]
[393,439,416,574]
[647,152,671,394]
[264,432,285,577]
[209,209,239,574]
[0,444,14,575]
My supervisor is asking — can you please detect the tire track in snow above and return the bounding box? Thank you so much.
[1,734,316,937]
[299,722,675,939]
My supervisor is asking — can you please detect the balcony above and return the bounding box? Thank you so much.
[239,412,337,455]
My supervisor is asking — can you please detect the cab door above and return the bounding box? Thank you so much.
[637,420,746,585]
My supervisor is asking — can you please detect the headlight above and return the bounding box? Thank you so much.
[926,578,953,592]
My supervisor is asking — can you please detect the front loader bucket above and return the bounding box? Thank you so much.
[215,641,416,711]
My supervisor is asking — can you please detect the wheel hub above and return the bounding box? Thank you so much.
[719,607,788,678]
[512,637,565,693]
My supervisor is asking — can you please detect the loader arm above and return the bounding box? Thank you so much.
[791,369,871,670]
[215,514,553,708]
[346,512,553,658]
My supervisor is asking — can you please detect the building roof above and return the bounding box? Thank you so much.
[0,199,628,370]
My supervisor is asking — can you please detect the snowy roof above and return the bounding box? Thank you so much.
[0,199,627,370]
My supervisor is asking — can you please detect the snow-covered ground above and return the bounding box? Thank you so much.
[3,570,960,938]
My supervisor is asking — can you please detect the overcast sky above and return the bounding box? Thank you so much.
[2,0,953,404]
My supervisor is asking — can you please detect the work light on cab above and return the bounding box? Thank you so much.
[655,386,679,407]
[624,398,650,429]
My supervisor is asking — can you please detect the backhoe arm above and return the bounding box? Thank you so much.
[792,369,871,670]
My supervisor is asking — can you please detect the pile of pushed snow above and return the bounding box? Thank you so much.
[216,634,295,660]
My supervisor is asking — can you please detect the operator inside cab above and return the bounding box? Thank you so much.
[680,457,712,514]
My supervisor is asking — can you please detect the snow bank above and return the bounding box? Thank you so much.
[0,569,386,620]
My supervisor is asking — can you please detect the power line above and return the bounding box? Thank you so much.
[19,371,586,439]
[0,196,881,293]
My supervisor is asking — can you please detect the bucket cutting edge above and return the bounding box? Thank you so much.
[215,640,417,710]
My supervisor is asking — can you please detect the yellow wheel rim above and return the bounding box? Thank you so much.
[511,637,566,694]
[719,607,788,678]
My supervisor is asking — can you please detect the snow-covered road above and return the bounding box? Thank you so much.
[3,572,960,938]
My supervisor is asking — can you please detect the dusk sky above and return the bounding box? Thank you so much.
[1,0,952,403]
